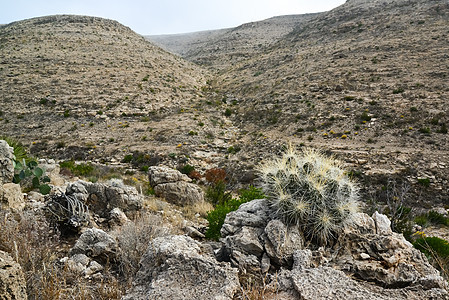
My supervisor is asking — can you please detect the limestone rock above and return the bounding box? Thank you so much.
[337,232,447,289]
[221,199,271,237]
[0,140,14,184]
[123,235,239,300]
[70,228,118,263]
[0,250,27,300]
[264,219,304,266]
[1,183,25,211]
[109,207,129,226]
[153,181,204,206]
[372,211,392,235]
[66,180,143,217]
[344,212,376,234]
[148,166,191,187]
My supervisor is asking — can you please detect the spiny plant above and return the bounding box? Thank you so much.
[259,146,360,245]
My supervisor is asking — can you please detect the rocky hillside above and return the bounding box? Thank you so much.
[207,0,448,206]
[147,14,318,70]
[0,15,222,163]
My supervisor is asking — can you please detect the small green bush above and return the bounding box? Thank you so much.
[206,181,232,206]
[427,211,449,225]
[205,186,265,241]
[59,160,94,177]
[417,177,431,187]
[413,236,449,259]
[179,164,195,175]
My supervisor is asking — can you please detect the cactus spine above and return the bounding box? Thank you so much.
[260,146,360,245]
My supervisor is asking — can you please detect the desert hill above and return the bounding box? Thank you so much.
[146,14,318,70]
[203,0,448,206]
[0,15,223,163]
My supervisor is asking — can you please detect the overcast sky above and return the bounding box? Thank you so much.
[1,0,346,35]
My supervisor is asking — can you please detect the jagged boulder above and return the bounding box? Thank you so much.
[0,250,27,300]
[0,140,14,184]
[70,228,118,263]
[1,183,25,211]
[123,235,240,300]
[220,199,449,296]
[273,249,449,300]
[66,179,143,217]
[148,166,204,206]
[148,166,191,186]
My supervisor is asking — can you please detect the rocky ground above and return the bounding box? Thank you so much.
[0,0,449,298]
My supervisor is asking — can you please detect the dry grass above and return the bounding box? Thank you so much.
[111,211,171,283]
[236,273,279,300]
[0,208,171,299]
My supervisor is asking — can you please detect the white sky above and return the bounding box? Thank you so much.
[0,0,346,35]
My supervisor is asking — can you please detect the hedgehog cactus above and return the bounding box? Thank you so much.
[260,146,360,245]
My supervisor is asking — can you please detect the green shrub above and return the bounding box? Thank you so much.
[205,186,265,241]
[224,108,232,117]
[179,164,195,175]
[259,146,360,245]
[417,177,430,187]
[59,160,94,177]
[360,111,372,122]
[427,211,449,225]
[419,127,431,134]
[413,236,449,259]
[206,181,232,206]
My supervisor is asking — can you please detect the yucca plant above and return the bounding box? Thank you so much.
[259,146,360,245]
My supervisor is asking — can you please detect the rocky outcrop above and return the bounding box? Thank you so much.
[0,140,14,184]
[0,250,27,300]
[1,183,25,211]
[70,228,118,263]
[66,179,143,217]
[220,199,449,297]
[273,248,449,300]
[148,166,204,206]
[123,235,240,300]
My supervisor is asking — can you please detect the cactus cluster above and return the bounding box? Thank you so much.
[260,146,360,245]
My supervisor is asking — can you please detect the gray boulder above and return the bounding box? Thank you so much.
[275,248,449,300]
[0,140,14,184]
[1,183,25,211]
[66,179,143,217]
[70,228,118,263]
[148,166,191,187]
[148,166,205,206]
[0,250,27,300]
[123,235,239,300]
[154,181,204,206]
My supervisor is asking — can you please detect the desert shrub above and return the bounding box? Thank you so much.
[206,186,265,241]
[206,180,232,206]
[113,212,169,283]
[360,111,372,122]
[205,167,226,184]
[415,211,449,227]
[417,177,431,187]
[60,159,94,177]
[0,210,60,297]
[413,236,449,279]
[259,146,360,245]
[179,164,195,175]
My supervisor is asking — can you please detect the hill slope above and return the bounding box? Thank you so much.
[208,0,449,205]
[0,15,216,161]
[147,14,318,70]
